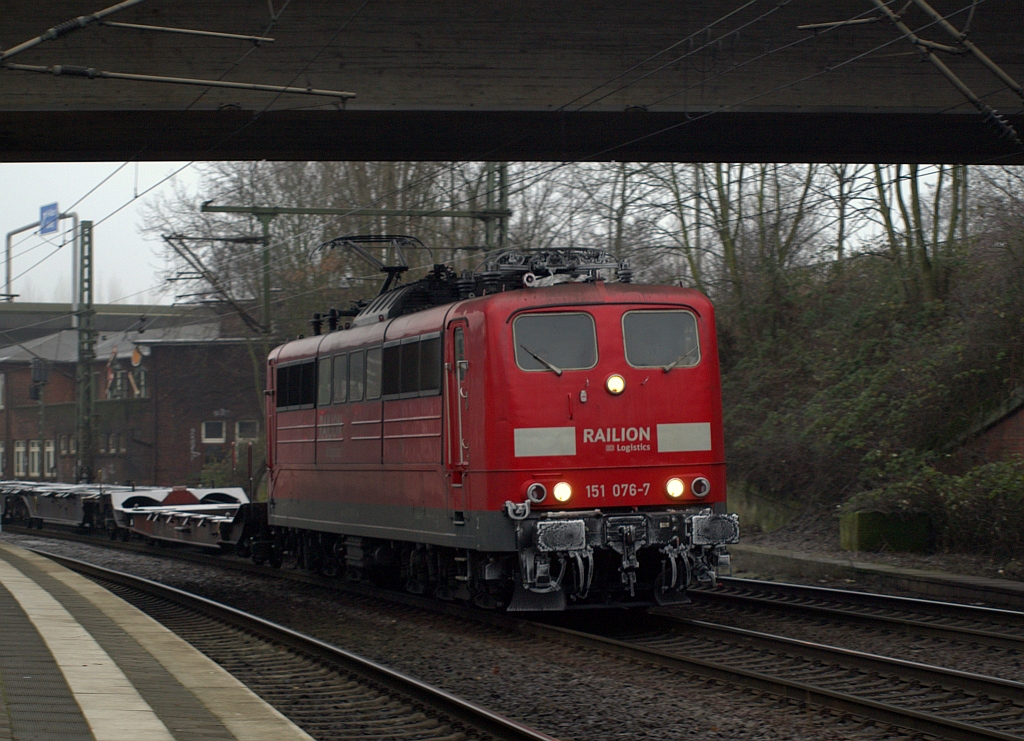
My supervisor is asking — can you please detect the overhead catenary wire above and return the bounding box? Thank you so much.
[135,0,984,315]
[12,0,787,260]
[0,0,145,61]
[2,0,300,257]
[1,2,1002,324]
[144,160,950,325]
[2,0,846,276]
[869,0,1020,146]
[72,165,943,342]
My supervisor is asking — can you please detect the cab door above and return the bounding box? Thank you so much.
[445,321,469,520]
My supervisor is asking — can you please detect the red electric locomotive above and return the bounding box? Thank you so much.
[262,239,738,610]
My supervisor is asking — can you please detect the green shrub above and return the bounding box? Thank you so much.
[943,461,1024,559]
[842,460,1024,559]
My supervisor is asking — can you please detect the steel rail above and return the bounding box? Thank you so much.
[649,616,1024,702]
[718,577,1024,623]
[688,577,1024,650]
[522,620,1024,741]
[38,550,558,741]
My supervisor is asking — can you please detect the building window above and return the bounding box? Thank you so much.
[114,370,127,399]
[202,421,226,443]
[98,435,106,454]
[136,369,147,398]
[236,420,260,441]
[59,436,67,456]
[119,433,127,453]
[14,441,25,477]
[70,435,78,455]
[0,441,6,473]
[44,440,55,478]
[29,440,41,477]
[107,433,116,455]
[0,372,5,410]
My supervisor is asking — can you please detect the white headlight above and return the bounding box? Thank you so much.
[666,478,685,498]
[606,374,625,395]
[553,482,572,502]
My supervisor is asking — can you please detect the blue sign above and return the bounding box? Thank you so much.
[40,203,59,235]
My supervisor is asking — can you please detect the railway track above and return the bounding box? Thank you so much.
[41,551,557,741]
[532,611,1024,741]
[15,528,1024,740]
[12,525,1024,649]
[688,577,1024,650]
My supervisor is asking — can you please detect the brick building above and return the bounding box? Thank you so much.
[0,317,264,486]
[956,389,1024,467]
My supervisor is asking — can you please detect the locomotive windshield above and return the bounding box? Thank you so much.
[622,310,700,368]
[513,312,597,372]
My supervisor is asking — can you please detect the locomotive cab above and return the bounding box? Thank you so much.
[453,281,737,610]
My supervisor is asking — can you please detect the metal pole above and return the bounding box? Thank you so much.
[961,165,969,246]
[258,215,274,335]
[198,200,515,328]
[484,163,497,250]
[76,221,96,483]
[498,163,508,249]
[200,204,512,220]
[5,221,40,300]
[4,212,78,304]
[67,212,80,326]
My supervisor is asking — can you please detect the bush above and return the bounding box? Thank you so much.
[841,460,1024,559]
[943,461,1024,559]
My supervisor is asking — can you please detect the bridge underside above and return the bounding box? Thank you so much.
[2,1,1022,164]
[3,109,1022,164]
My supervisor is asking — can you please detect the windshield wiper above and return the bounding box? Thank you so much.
[662,345,698,373]
[519,344,563,376]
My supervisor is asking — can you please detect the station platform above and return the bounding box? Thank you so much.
[0,542,313,741]
[729,543,1024,609]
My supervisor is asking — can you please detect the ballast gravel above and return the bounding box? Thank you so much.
[1,532,931,741]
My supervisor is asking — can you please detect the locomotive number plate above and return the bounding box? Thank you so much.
[585,483,651,499]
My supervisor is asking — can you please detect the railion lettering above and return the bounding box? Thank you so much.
[582,427,651,444]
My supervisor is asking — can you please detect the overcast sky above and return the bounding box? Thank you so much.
[0,161,201,306]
